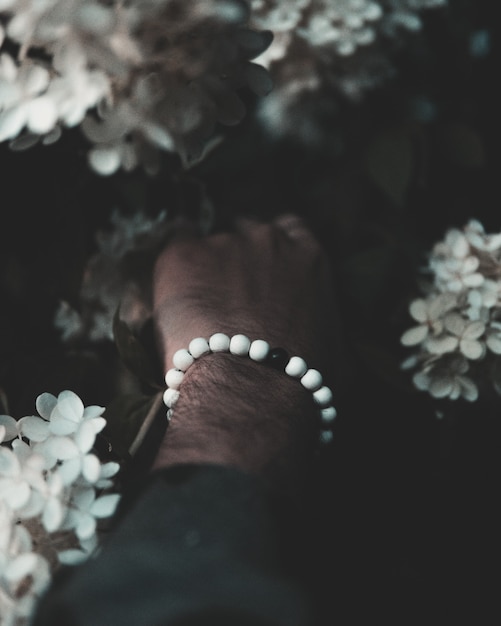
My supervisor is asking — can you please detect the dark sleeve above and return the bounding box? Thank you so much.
[33,464,312,626]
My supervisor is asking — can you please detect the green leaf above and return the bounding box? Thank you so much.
[439,123,485,169]
[113,309,160,388]
[103,392,163,460]
[364,127,413,206]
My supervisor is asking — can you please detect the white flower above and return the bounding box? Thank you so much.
[62,486,120,541]
[464,219,501,253]
[441,312,485,359]
[430,229,484,293]
[413,355,478,402]
[54,208,174,342]
[485,320,501,355]
[0,59,57,141]
[0,446,47,513]
[465,279,501,320]
[251,0,447,137]
[400,293,456,347]
[402,219,501,401]
[0,390,120,625]
[1,0,273,173]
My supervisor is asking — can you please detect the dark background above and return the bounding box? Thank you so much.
[1,1,499,622]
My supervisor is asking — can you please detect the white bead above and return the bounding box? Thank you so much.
[189,337,210,359]
[301,369,323,391]
[321,406,337,423]
[166,409,173,421]
[165,368,185,389]
[285,356,308,378]
[173,349,194,371]
[313,386,333,407]
[229,334,251,356]
[209,333,231,352]
[319,430,333,444]
[163,388,180,408]
[249,339,270,362]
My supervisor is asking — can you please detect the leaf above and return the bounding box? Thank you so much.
[102,392,163,460]
[439,123,485,169]
[364,126,413,206]
[112,308,161,387]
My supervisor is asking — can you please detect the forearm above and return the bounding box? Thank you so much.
[33,465,312,626]
[153,353,317,496]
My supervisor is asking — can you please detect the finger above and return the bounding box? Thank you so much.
[233,215,266,232]
[274,214,318,247]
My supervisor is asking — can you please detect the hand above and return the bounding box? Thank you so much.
[153,216,335,371]
[151,216,338,491]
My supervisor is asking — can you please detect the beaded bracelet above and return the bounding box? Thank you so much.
[163,333,337,444]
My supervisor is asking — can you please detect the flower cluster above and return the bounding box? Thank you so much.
[54,207,177,342]
[401,220,501,401]
[0,0,272,174]
[250,0,446,139]
[1,391,120,625]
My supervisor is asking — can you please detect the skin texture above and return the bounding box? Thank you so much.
[151,216,337,491]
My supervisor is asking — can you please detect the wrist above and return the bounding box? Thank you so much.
[152,354,317,490]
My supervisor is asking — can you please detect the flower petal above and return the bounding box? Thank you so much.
[58,549,91,566]
[90,493,121,518]
[460,338,485,360]
[42,497,65,533]
[401,325,428,346]
[449,381,461,400]
[18,415,50,442]
[429,377,453,398]
[76,513,97,540]
[27,95,58,134]
[463,273,484,288]
[89,416,106,435]
[0,479,31,509]
[429,293,457,319]
[56,391,84,421]
[82,405,105,419]
[413,371,430,390]
[4,553,38,583]
[0,105,28,141]
[57,457,82,485]
[71,487,95,510]
[88,146,121,176]
[409,299,428,323]
[426,335,458,354]
[36,393,57,419]
[82,454,101,483]
[0,447,20,476]
[486,334,501,354]
[463,321,485,339]
[99,461,120,479]
[444,313,466,336]
[75,420,97,453]
[46,436,79,460]
[0,414,18,441]
[19,489,45,518]
[459,377,478,402]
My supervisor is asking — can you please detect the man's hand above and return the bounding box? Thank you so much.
[151,216,336,490]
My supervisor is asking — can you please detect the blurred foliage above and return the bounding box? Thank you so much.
[112,310,162,391]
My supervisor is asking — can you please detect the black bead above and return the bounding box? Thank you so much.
[267,347,289,370]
